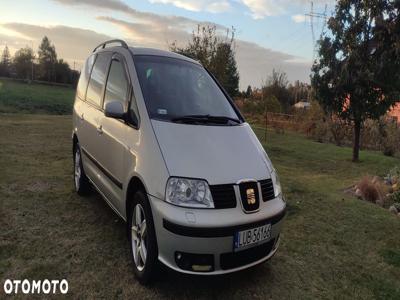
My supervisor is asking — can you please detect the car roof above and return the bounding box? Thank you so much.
[95,45,200,65]
[129,47,200,65]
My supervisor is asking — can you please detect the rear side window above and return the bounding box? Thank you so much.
[103,59,129,108]
[76,54,95,100]
[86,53,110,107]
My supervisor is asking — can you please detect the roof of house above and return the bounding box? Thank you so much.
[388,103,400,121]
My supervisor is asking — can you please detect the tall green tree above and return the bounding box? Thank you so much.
[170,25,240,97]
[213,42,240,96]
[311,0,400,162]
[0,45,11,77]
[38,36,57,82]
[13,47,35,79]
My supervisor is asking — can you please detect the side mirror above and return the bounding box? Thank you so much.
[104,101,126,119]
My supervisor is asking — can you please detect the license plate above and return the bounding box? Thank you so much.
[234,224,271,251]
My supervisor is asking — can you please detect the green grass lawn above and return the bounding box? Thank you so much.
[0,79,75,115]
[0,114,399,299]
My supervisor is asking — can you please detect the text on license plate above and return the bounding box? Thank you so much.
[234,224,271,251]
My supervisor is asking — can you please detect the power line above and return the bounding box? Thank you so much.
[305,1,328,60]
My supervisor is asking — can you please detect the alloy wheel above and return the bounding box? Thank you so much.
[74,149,81,191]
[131,204,147,271]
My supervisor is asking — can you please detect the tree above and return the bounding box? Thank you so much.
[13,47,35,79]
[38,36,57,81]
[0,45,11,77]
[213,42,240,96]
[288,80,311,103]
[245,85,252,98]
[170,25,240,97]
[263,69,291,112]
[55,59,71,83]
[265,95,282,113]
[311,0,400,162]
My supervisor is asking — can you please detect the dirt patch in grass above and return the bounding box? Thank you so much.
[25,181,52,193]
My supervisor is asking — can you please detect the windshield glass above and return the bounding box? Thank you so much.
[134,55,240,124]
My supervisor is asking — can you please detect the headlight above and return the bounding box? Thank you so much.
[165,177,214,208]
[271,170,282,198]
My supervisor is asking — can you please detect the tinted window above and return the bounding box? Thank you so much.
[76,54,95,100]
[104,59,128,108]
[134,55,239,123]
[86,53,110,107]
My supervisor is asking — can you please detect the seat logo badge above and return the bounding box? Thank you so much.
[246,188,256,205]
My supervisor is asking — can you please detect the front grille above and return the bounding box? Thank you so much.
[239,181,260,212]
[260,179,275,202]
[220,238,275,270]
[209,184,236,209]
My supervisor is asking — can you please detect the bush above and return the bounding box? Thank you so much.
[387,166,400,184]
[302,101,327,141]
[380,120,400,156]
[356,176,384,203]
[328,118,352,146]
[390,191,400,203]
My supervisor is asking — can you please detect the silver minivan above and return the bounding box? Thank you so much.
[72,40,286,284]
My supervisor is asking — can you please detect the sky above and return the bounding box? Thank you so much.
[0,0,336,90]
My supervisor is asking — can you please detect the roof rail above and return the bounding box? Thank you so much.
[93,39,128,53]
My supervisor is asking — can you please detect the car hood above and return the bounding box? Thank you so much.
[151,120,273,185]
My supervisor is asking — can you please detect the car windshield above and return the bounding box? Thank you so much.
[134,55,240,125]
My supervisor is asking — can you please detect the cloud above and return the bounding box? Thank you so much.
[292,14,307,23]
[96,16,311,86]
[1,21,311,88]
[0,23,111,67]
[148,0,231,13]
[52,0,204,29]
[240,0,284,19]
[147,0,332,18]
[239,0,333,19]
[96,16,191,48]
[53,0,333,20]
[7,0,313,87]
[235,40,311,87]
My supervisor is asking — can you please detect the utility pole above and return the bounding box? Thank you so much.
[305,1,328,60]
[305,1,328,102]
[31,40,34,82]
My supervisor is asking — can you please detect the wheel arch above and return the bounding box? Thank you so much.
[72,133,78,154]
[126,176,148,218]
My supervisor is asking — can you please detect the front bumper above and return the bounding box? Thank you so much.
[150,194,286,275]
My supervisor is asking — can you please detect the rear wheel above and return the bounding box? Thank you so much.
[73,143,91,196]
[128,190,158,284]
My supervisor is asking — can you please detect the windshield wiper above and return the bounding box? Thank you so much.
[171,114,241,125]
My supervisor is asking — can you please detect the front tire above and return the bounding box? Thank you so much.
[128,190,158,284]
[73,143,91,196]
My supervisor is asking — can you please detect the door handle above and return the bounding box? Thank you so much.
[96,125,103,134]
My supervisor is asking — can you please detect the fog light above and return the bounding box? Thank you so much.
[192,265,212,272]
[175,251,214,272]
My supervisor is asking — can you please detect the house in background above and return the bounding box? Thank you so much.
[388,103,400,122]
[294,101,311,110]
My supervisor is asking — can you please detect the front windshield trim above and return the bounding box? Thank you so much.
[151,116,245,126]
[133,54,244,125]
